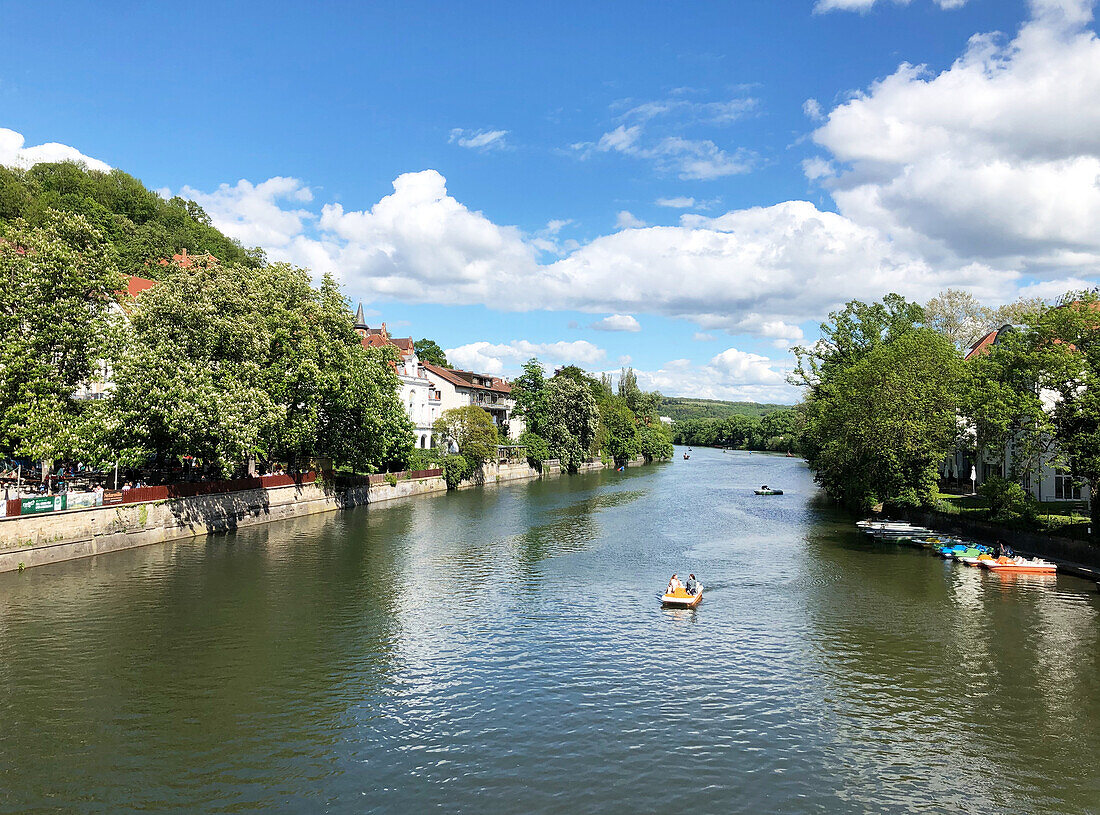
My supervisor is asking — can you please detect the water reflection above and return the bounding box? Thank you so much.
[0,450,1096,814]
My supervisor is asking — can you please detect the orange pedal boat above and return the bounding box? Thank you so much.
[661,586,703,607]
[981,555,1057,574]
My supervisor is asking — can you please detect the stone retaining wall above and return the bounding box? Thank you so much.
[0,476,446,574]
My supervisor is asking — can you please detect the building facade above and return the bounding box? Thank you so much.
[421,362,525,440]
[352,305,442,449]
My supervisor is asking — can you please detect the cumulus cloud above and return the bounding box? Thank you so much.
[176,177,314,249]
[0,127,111,173]
[589,314,641,332]
[445,339,606,374]
[615,210,647,229]
[448,128,510,151]
[810,0,1100,272]
[624,349,797,403]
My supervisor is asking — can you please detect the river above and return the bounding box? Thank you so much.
[1,448,1098,814]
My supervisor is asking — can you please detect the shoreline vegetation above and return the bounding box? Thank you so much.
[795,291,1100,546]
[1,161,673,506]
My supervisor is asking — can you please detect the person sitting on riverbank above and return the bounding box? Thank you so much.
[667,574,683,594]
[685,574,699,595]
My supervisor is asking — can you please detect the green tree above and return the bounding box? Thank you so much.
[801,328,961,509]
[517,430,550,469]
[601,398,640,464]
[638,423,674,462]
[433,405,499,468]
[512,359,549,437]
[0,211,124,464]
[1033,292,1100,538]
[105,257,412,476]
[414,338,451,368]
[544,376,600,472]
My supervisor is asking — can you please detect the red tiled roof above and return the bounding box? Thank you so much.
[422,362,511,394]
[964,329,1000,361]
[126,275,157,298]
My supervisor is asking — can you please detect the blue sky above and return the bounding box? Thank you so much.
[2,0,1097,402]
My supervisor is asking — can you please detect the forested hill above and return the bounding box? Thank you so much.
[659,396,793,422]
[0,162,260,275]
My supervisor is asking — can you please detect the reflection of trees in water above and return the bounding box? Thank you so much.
[794,514,1100,814]
[0,506,412,811]
[512,489,646,579]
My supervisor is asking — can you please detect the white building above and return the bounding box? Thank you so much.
[951,325,1091,504]
[352,306,441,449]
[422,362,525,440]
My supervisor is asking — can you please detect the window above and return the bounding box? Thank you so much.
[1055,469,1082,500]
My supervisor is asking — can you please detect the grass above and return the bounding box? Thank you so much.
[933,490,1091,540]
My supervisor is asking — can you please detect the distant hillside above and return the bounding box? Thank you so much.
[0,161,260,275]
[659,397,793,422]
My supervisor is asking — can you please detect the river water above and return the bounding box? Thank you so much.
[1,449,1098,814]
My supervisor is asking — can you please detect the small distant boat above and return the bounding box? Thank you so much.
[785,451,794,457]
[661,585,703,608]
[754,485,783,495]
[683,453,690,460]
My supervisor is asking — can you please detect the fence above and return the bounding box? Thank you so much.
[1,472,319,519]
[344,468,444,486]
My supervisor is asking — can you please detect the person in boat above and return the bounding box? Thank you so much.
[685,574,699,595]
[667,574,683,594]
[994,539,1014,558]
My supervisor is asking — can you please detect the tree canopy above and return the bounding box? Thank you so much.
[0,162,261,275]
[0,211,125,463]
[414,338,451,368]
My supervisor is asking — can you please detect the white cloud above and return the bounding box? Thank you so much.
[448,128,510,151]
[815,0,967,12]
[810,0,1100,272]
[176,177,314,249]
[169,168,1021,337]
[587,126,754,179]
[802,157,835,181]
[656,196,696,209]
[624,349,798,403]
[802,98,825,121]
[589,314,641,332]
[445,339,606,375]
[0,127,111,173]
[693,332,716,341]
[615,210,647,229]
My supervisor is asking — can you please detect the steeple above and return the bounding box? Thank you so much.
[353,302,367,329]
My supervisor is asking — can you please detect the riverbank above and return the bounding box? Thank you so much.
[0,456,650,574]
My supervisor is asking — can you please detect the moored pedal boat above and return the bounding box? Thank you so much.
[981,556,1057,574]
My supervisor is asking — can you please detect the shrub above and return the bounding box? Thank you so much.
[979,476,1038,523]
[407,448,443,471]
[518,431,549,470]
[442,455,468,490]
[384,472,398,487]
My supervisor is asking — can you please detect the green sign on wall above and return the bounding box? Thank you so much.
[20,495,66,515]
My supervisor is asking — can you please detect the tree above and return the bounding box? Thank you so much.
[414,338,451,368]
[601,399,640,464]
[1033,292,1100,538]
[512,359,549,437]
[0,211,125,464]
[792,293,924,388]
[924,289,994,351]
[544,376,600,472]
[105,257,413,476]
[433,405,499,468]
[801,328,961,509]
[638,423,674,462]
